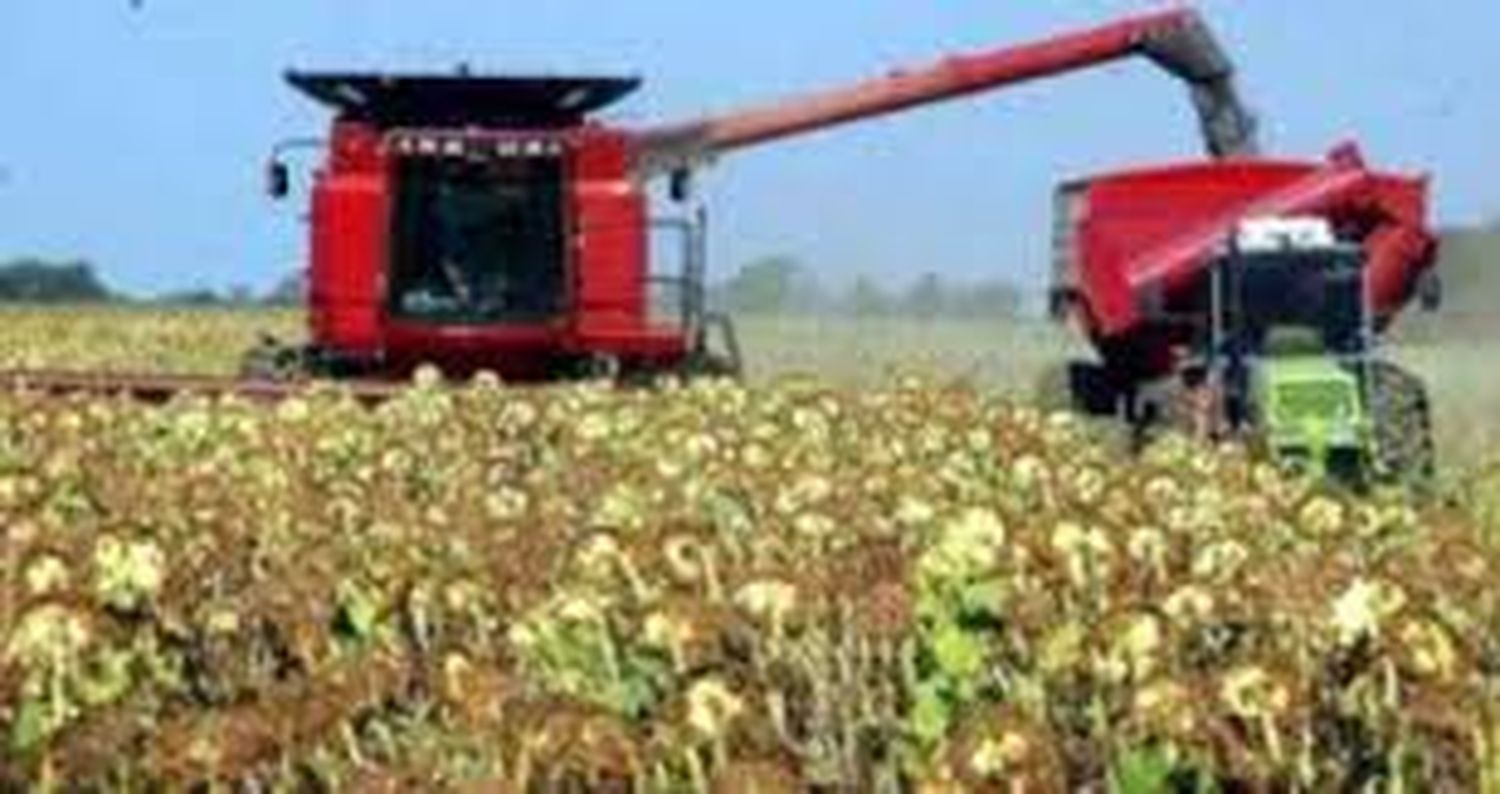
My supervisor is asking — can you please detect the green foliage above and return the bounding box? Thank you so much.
[903,272,947,320]
[0,308,1493,789]
[1109,745,1213,794]
[0,258,113,303]
[723,255,806,314]
[844,274,893,317]
[722,257,1022,319]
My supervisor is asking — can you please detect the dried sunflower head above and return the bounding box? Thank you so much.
[685,677,745,739]
[1329,577,1408,647]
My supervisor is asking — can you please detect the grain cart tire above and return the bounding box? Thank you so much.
[1368,360,1436,489]
[1034,362,1119,416]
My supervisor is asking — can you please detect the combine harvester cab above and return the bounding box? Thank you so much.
[264,73,737,383]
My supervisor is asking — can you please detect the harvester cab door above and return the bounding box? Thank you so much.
[388,147,569,326]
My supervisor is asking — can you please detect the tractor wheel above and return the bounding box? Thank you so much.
[1368,360,1436,490]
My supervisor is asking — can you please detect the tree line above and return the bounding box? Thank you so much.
[715,255,1026,318]
[0,258,302,306]
[0,255,1023,317]
[7,223,1498,319]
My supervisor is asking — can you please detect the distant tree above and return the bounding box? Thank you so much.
[226,284,256,306]
[724,256,803,314]
[784,269,831,315]
[948,278,1023,319]
[263,269,307,306]
[0,259,113,303]
[843,275,892,318]
[901,272,946,320]
[156,288,226,307]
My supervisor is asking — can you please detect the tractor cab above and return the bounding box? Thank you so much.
[1212,218,1369,359]
[265,72,737,381]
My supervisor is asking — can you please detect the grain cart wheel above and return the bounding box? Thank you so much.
[1368,360,1436,490]
[1033,361,1119,416]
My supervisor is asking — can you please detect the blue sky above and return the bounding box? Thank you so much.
[2,1,1495,296]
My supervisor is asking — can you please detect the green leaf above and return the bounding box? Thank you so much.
[930,622,985,680]
[10,698,54,753]
[1112,746,1177,794]
[958,578,1007,621]
[335,583,380,642]
[909,681,953,746]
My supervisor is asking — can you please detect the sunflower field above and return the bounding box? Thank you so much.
[0,367,1496,791]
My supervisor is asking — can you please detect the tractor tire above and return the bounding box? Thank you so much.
[1368,360,1436,490]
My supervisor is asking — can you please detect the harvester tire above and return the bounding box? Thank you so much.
[1368,360,1436,489]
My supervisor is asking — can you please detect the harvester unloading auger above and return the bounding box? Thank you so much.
[0,8,1442,482]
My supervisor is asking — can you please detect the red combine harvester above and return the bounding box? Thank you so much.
[0,6,1443,481]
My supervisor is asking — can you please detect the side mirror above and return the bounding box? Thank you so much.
[669,168,693,203]
[1417,270,1443,312]
[266,159,291,200]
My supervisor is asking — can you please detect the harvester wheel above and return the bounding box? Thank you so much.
[681,351,742,380]
[1368,360,1436,489]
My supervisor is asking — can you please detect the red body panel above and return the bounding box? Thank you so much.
[569,129,684,360]
[1059,146,1436,376]
[308,123,388,357]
